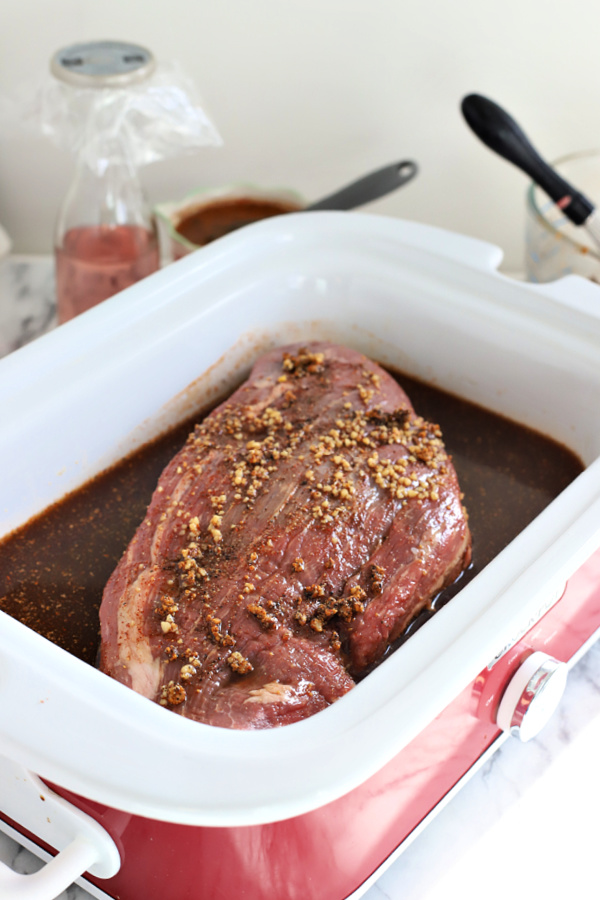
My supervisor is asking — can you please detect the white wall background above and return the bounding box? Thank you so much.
[1,0,600,269]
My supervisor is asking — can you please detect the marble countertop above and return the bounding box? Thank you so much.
[0,254,56,357]
[1,255,600,900]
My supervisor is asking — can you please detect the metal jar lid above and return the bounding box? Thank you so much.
[50,40,156,89]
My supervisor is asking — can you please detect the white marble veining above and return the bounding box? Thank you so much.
[0,255,56,357]
[1,257,600,900]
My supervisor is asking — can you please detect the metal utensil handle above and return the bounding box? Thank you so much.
[306,159,418,211]
[0,756,120,899]
[461,93,594,226]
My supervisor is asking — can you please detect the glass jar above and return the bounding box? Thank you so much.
[525,149,600,283]
[51,41,160,323]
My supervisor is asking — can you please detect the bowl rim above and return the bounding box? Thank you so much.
[154,182,306,251]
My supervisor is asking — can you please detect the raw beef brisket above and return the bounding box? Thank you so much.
[99,342,471,728]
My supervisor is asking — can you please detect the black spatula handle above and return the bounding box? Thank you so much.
[306,160,418,212]
[461,93,593,225]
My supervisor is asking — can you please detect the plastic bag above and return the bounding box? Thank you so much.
[26,59,222,174]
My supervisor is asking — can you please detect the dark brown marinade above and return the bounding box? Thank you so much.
[0,418,194,665]
[0,370,584,667]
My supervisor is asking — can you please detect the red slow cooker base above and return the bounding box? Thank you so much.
[5,548,600,900]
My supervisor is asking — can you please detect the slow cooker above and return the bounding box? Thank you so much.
[1,213,599,900]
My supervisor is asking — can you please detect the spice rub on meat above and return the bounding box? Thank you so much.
[99,341,471,729]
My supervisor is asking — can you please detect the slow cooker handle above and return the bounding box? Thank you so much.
[0,835,100,900]
[0,756,120,900]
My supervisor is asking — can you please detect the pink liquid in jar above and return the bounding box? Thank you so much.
[55,224,159,323]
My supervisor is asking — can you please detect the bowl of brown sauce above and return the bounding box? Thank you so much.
[155,184,305,262]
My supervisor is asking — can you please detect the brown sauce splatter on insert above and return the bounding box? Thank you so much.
[0,371,584,667]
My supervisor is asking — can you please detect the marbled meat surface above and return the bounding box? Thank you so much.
[99,342,471,729]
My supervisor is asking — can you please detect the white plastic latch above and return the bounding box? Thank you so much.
[496,651,568,742]
[0,755,120,899]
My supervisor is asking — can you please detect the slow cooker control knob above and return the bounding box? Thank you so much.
[496,651,568,742]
